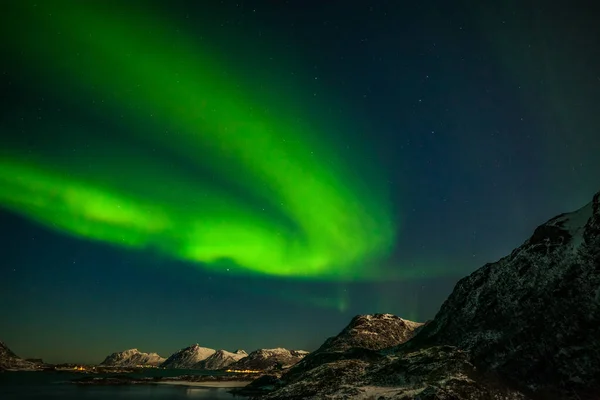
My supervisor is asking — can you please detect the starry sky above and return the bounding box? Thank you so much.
[1,0,599,364]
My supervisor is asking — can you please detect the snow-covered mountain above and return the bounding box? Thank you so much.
[0,340,42,371]
[161,344,216,369]
[194,349,247,370]
[228,348,308,371]
[249,190,600,399]
[99,348,165,367]
[280,313,424,385]
[318,313,424,353]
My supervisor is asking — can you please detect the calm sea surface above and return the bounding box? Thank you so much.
[0,371,247,399]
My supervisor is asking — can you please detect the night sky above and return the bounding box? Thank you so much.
[1,1,599,364]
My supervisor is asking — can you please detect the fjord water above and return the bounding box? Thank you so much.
[0,371,245,399]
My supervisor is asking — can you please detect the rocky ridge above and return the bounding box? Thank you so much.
[318,314,425,353]
[99,348,165,367]
[279,313,425,386]
[195,349,248,370]
[160,344,216,369]
[0,340,42,371]
[251,190,600,399]
[229,348,309,371]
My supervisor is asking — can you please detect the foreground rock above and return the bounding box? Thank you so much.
[0,340,42,371]
[161,344,216,369]
[259,346,525,399]
[252,190,600,399]
[228,348,308,371]
[195,349,247,370]
[100,348,165,367]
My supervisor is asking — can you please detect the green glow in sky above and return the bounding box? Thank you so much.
[0,2,396,280]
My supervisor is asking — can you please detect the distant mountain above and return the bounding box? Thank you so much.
[99,348,165,367]
[195,349,247,370]
[0,341,41,371]
[228,348,308,371]
[251,190,600,399]
[161,344,216,369]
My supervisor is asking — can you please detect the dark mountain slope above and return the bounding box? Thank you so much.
[413,192,600,398]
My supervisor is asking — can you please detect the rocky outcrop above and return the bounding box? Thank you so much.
[228,348,308,371]
[0,340,41,371]
[281,314,424,385]
[194,349,247,370]
[99,348,165,367]
[318,314,424,353]
[260,346,526,399]
[251,190,600,399]
[161,344,216,369]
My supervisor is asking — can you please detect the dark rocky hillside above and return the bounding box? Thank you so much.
[412,191,600,398]
[0,341,41,371]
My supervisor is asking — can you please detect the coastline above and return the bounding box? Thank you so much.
[156,380,252,388]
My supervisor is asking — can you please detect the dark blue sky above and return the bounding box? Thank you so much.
[1,0,599,364]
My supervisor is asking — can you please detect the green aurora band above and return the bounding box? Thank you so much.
[0,2,396,280]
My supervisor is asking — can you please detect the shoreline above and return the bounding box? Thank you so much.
[156,380,252,388]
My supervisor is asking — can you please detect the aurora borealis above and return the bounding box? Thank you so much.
[0,1,395,280]
[1,1,599,364]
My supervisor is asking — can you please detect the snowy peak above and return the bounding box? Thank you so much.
[99,348,165,367]
[277,313,425,384]
[160,344,216,369]
[527,197,595,254]
[194,349,248,370]
[322,313,424,353]
[228,348,308,371]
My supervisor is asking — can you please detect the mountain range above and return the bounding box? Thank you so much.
[228,348,309,371]
[98,344,307,371]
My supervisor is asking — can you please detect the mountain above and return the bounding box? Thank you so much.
[194,349,247,370]
[161,344,216,369]
[281,313,424,384]
[410,191,600,398]
[250,190,600,399]
[99,348,165,367]
[228,348,309,371]
[317,314,424,353]
[0,340,41,371]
